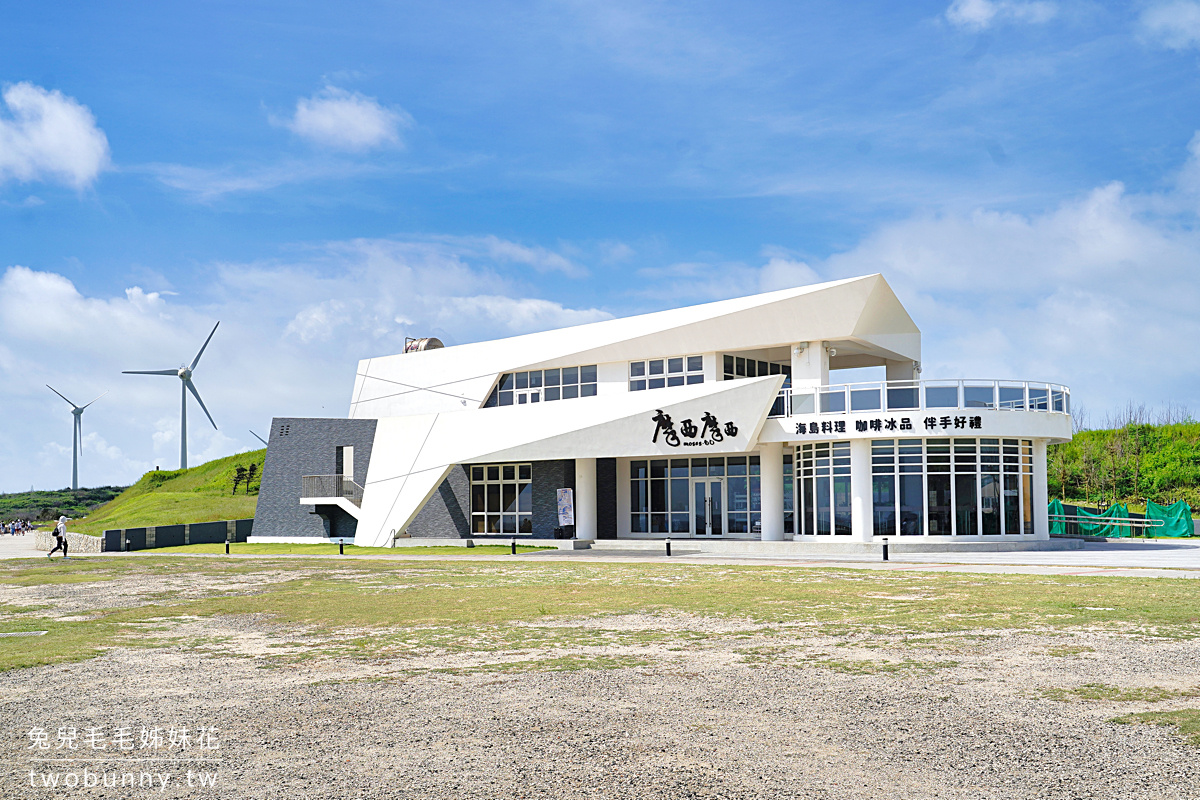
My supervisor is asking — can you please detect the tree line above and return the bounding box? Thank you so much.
[1048,403,1199,510]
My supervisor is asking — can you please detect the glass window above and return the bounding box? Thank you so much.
[928,474,951,535]
[925,386,958,408]
[485,364,596,407]
[873,475,896,536]
[471,464,533,535]
[963,386,994,409]
[630,355,703,391]
[955,474,978,535]
[899,474,924,535]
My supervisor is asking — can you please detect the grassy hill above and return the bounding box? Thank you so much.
[1049,421,1200,511]
[70,449,266,535]
[0,486,127,523]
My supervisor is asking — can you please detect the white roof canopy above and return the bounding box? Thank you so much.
[350,273,919,419]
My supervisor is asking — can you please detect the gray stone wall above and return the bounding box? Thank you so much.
[597,458,617,539]
[404,459,577,540]
[532,460,575,538]
[406,466,471,538]
[253,417,378,539]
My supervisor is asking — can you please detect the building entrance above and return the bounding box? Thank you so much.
[691,478,724,536]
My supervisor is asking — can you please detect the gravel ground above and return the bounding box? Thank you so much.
[4,578,1200,798]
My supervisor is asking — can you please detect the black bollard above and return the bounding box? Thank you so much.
[339,539,344,555]
[225,538,229,555]
[666,537,672,557]
[882,537,889,562]
[511,538,516,555]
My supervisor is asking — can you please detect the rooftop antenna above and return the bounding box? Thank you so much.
[46,386,107,491]
[250,430,268,446]
[123,321,219,470]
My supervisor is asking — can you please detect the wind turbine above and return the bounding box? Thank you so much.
[46,386,107,491]
[123,321,220,471]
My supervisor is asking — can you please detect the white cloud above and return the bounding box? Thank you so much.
[0,235,610,491]
[282,86,412,151]
[150,159,381,201]
[1140,1,1200,50]
[475,235,587,277]
[808,155,1200,413]
[945,0,1056,31]
[0,82,110,189]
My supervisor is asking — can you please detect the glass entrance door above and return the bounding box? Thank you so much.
[692,479,724,536]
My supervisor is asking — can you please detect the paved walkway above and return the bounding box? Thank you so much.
[5,533,1200,578]
[0,534,39,560]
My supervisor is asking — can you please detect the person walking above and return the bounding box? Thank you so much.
[48,516,69,560]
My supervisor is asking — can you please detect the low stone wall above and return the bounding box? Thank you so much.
[102,519,252,551]
[34,531,104,554]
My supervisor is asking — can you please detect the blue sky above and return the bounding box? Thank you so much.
[3,0,1200,491]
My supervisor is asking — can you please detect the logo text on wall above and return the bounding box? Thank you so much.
[652,410,738,448]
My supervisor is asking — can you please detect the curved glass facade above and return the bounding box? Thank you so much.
[867,438,1033,536]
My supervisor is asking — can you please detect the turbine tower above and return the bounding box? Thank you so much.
[123,321,220,470]
[46,386,107,491]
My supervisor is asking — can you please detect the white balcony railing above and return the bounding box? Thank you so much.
[768,379,1070,418]
[301,475,364,507]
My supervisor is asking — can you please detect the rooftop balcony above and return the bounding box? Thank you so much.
[769,379,1071,418]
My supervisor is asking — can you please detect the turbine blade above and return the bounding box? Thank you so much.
[190,321,220,370]
[123,369,178,376]
[250,430,268,446]
[46,385,77,408]
[184,379,218,430]
[81,390,108,409]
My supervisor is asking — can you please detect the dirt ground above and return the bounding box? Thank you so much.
[3,563,1200,799]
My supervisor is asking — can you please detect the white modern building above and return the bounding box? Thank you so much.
[253,274,1073,549]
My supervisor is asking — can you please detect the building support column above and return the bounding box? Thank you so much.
[850,438,873,541]
[575,457,597,541]
[759,442,785,541]
[1033,439,1049,540]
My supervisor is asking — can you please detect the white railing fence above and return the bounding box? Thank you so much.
[300,475,364,507]
[769,379,1070,418]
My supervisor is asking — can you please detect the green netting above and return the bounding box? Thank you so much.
[1048,499,1067,536]
[1076,503,1133,538]
[1146,500,1195,538]
[1048,500,1135,537]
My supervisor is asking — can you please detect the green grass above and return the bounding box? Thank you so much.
[148,543,555,555]
[6,558,1200,674]
[1113,709,1200,746]
[70,449,265,534]
[1042,683,1200,703]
